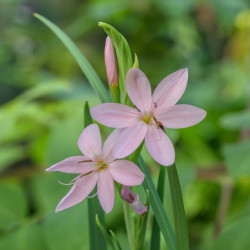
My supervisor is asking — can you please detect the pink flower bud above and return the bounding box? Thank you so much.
[129,194,148,215]
[105,36,118,87]
[121,186,148,214]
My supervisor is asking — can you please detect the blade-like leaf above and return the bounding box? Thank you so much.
[34,13,110,103]
[96,215,116,250]
[99,22,133,104]
[167,164,190,250]
[150,166,166,250]
[138,157,176,250]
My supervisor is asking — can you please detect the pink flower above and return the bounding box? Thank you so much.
[105,36,118,87]
[121,186,147,214]
[46,124,145,213]
[91,68,206,166]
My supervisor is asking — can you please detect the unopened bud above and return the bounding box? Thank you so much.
[105,36,118,87]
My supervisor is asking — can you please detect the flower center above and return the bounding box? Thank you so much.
[96,160,108,171]
[142,115,152,124]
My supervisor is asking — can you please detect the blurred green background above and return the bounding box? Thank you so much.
[0,0,249,249]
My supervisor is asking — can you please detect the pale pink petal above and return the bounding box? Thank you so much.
[55,172,98,212]
[97,169,114,213]
[90,103,140,128]
[46,156,96,174]
[102,129,121,163]
[126,68,152,113]
[109,160,144,186]
[156,104,206,129]
[153,68,188,115]
[145,125,175,166]
[113,122,148,159]
[77,124,102,160]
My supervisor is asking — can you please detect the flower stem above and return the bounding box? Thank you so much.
[122,200,134,250]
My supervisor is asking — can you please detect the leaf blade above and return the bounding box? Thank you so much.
[138,157,177,250]
[34,13,110,103]
[167,164,190,250]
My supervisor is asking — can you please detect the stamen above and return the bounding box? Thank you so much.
[58,180,75,186]
[78,160,92,163]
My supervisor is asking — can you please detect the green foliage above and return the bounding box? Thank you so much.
[34,13,110,103]
[209,216,250,250]
[0,181,27,230]
[223,140,250,179]
[220,111,250,130]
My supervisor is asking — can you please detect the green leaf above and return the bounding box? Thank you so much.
[138,157,177,250]
[222,139,250,178]
[0,222,46,250]
[150,166,166,250]
[84,102,106,250]
[96,215,116,250]
[133,53,139,68]
[0,181,27,230]
[0,146,25,172]
[34,13,110,103]
[220,110,250,130]
[99,22,133,104]
[42,205,89,250]
[84,102,93,127]
[209,216,250,250]
[167,164,190,250]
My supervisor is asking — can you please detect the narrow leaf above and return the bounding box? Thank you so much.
[34,13,110,103]
[84,102,106,250]
[150,166,166,250]
[167,164,190,250]
[138,157,177,250]
[96,215,116,250]
[99,22,133,104]
[109,230,122,250]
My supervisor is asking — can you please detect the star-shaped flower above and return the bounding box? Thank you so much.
[91,68,206,166]
[46,124,145,213]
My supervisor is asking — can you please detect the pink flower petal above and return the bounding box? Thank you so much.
[145,125,175,166]
[113,122,148,159]
[156,104,206,129]
[55,172,98,212]
[126,68,152,113]
[153,68,188,115]
[77,124,102,160]
[46,156,96,174]
[109,160,144,186]
[97,169,114,213]
[90,103,140,128]
[102,129,121,163]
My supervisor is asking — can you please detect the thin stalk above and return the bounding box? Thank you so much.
[122,201,134,250]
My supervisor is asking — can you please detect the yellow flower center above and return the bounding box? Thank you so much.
[96,161,108,171]
[142,115,152,124]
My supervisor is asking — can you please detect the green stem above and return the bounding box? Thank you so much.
[167,164,189,250]
[122,201,134,250]
[110,85,119,103]
[150,166,166,250]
